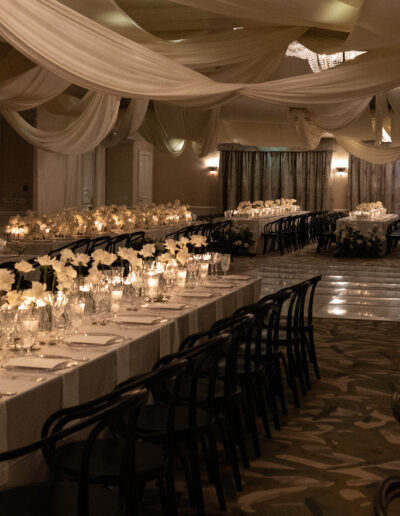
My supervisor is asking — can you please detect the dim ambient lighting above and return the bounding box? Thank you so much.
[208,167,218,176]
[336,166,347,177]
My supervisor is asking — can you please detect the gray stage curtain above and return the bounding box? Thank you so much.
[348,155,400,213]
[219,149,333,211]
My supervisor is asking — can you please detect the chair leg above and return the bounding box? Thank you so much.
[189,437,205,516]
[306,330,321,380]
[207,427,227,511]
[243,380,261,457]
[274,356,288,415]
[254,375,272,438]
[232,399,250,468]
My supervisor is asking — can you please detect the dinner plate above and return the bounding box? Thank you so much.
[115,314,162,325]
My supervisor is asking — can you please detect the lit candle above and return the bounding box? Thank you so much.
[176,268,187,290]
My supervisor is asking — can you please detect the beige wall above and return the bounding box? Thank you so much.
[153,145,219,213]
[0,119,33,213]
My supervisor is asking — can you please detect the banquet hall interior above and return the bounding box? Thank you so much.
[2,1,400,515]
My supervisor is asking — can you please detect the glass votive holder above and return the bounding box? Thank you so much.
[175,267,187,291]
[144,272,163,302]
[20,312,40,352]
[199,261,209,282]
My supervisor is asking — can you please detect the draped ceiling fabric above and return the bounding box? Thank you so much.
[348,154,400,213]
[219,147,333,211]
[1,0,400,160]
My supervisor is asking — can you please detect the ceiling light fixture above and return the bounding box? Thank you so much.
[286,41,365,73]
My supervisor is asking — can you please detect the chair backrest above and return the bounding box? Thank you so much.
[50,238,91,258]
[154,334,232,426]
[126,231,146,250]
[107,233,131,253]
[87,235,112,254]
[306,275,322,325]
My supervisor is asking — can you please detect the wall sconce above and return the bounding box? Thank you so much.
[208,166,218,176]
[336,166,347,177]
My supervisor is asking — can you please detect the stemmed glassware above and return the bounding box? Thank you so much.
[50,291,68,338]
[92,281,110,325]
[0,308,17,350]
[209,252,221,278]
[220,254,231,276]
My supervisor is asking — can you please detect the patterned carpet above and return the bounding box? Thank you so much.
[141,317,400,515]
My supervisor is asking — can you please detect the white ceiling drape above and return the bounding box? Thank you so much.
[1,0,400,161]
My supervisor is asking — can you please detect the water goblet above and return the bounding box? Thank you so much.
[210,252,221,278]
[0,308,17,351]
[50,291,67,338]
[220,254,231,276]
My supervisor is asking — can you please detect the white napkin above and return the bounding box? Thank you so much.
[64,334,117,345]
[178,291,214,298]
[5,356,69,370]
[115,314,160,325]
[147,302,187,310]
[226,274,251,280]
[203,281,234,288]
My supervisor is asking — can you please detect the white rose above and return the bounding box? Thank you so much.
[164,239,179,254]
[91,249,116,266]
[139,243,156,259]
[60,248,75,262]
[0,269,14,292]
[190,235,207,248]
[72,253,90,267]
[176,248,189,266]
[15,260,34,274]
[4,290,23,308]
[35,255,54,267]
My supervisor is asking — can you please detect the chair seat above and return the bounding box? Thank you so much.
[57,439,165,479]
[0,482,118,516]
[137,404,213,434]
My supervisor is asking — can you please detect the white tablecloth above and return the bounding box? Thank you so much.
[336,214,398,236]
[0,276,261,487]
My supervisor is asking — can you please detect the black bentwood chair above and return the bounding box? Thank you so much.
[0,388,148,516]
[374,391,400,515]
[137,335,233,516]
[46,361,189,516]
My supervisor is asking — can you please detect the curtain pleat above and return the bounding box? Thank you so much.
[220,149,333,211]
[348,155,400,212]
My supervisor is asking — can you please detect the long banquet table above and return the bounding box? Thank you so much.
[0,275,261,487]
[4,221,197,257]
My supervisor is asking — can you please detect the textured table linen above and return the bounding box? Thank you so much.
[0,276,261,487]
[336,214,399,235]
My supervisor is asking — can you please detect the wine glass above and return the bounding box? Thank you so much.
[0,308,17,350]
[210,252,221,278]
[220,254,231,276]
[50,291,67,338]
[68,298,86,334]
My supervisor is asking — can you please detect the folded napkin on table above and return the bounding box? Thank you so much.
[64,334,118,345]
[146,302,187,310]
[203,281,234,288]
[5,356,71,370]
[178,291,214,298]
[225,274,251,280]
[115,314,161,325]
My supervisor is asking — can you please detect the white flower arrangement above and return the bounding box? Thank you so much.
[335,224,385,257]
[91,249,117,267]
[234,199,298,217]
[0,269,14,293]
[355,201,384,212]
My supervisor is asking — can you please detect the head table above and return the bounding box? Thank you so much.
[0,275,261,487]
[225,212,309,254]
